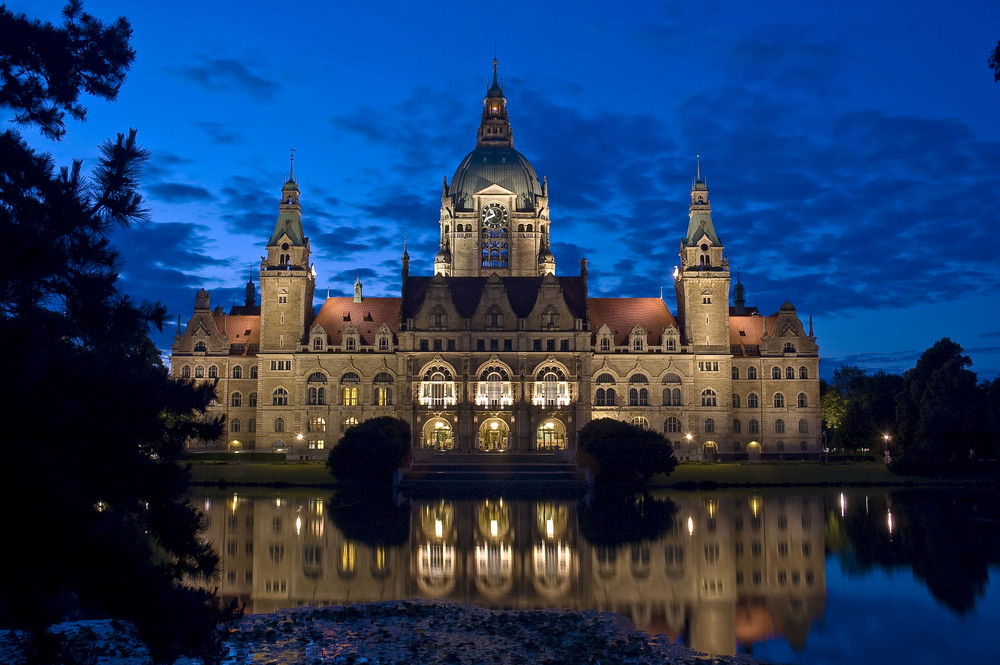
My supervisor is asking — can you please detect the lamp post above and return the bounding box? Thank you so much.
[882,433,891,465]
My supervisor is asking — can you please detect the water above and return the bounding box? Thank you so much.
[195,487,1000,664]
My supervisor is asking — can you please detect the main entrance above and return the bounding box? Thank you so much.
[479,418,510,452]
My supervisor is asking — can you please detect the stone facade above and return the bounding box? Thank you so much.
[170,62,821,461]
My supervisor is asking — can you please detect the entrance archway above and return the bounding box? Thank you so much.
[536,419,567,450]
[747,441,761,461]
[228,439,242,452]
[422,418,455,451]
[702,441,718,462]
[479,418,510,452]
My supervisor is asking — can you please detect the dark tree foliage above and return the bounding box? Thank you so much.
[894,338,983,471]
[577,418,677,484]
[577,490,676,547]
[0,3,233,662]
[0,0,134,139]
[824,366,904,454]
[326,416,412,481]
[990,40,1000,83]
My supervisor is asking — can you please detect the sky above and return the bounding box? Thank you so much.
[9,0,1000,381]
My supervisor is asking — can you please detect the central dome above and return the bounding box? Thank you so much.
[449,145,542,212]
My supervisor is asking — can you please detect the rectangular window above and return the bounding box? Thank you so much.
[490,339,499,351]
[533,339,542,351]
[546,339,555,351]
[433,339,443,351]
[560,339,570,351]
[447,339,456,351]
[419,339,429,351]
[476,339,486,351]
[504,339,512,351]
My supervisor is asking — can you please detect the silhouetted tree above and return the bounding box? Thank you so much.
[894,338,982,470]
[990,40,1000,82]
[0,3,232,662]
[327,416,411,482]
[578,490,676,546]
[577,418,677,484]
[820,367,903,456]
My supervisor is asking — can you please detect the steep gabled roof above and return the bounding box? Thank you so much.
[587,298,676,345]
[402,276,587,321]
[729,314,778,356]
[312,297,401,345]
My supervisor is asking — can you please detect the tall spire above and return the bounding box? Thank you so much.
[288,148,295,182]
[684,157,720,247]
[478,59,513,147]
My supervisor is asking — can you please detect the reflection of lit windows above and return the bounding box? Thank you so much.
[268,543,285,564]
[802,542,812,557]
[751,541,762,557]
[777,571,788,585]
[226,570,236,584]
[752,570,762,586]
[704,543,720,564]
[777,541,789,558]
[338,543,357,578]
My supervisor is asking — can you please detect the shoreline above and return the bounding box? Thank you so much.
[1,600,772,665]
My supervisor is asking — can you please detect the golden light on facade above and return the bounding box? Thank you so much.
[490,519,499,538]
[546,518,554,539]
[295,515,302,536]
[435,519,443,539]
[687,516,694,536]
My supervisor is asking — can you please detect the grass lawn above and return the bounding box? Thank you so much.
[187,458,994,489]
[187,461,334,487]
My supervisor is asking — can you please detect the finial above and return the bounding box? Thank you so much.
[809,314,814,336]
[289,147,295,181]
[493,57,497,74]
[696,152,701,181]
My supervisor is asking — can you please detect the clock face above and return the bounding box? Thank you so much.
[481,202,508,229]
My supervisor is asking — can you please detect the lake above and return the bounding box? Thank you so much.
[195,487,1000,664]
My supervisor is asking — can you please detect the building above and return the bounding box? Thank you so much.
[170,61,821,461]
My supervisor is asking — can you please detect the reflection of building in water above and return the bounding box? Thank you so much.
[579,495,826,655]
[197,493,824,654]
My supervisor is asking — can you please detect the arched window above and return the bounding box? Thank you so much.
[631,416,649,429]
[308,386,326,405]
[629,374,649,384]
[775,419,785,434]
[747,393,759,408]
[420,365,456,407]
[701,389,717,407]
[732,393,740,408]
[748,419,759,434]
[799,419,809,433]
[274,417,285,433]
[705,418,715,433]
[629,388,648,406]
[774,393,785,408]
[272,387,288,405]
[231,418,240,433]
[195,366,205,378]
[785,366,795,379]
[342,386,358,406]
[181,365,191,378]
[799,366,809,379]
[341,372,360,383]
[193,341,206,352]
[232,365,243,379]
[664,417,681,433]
[606,388,617,406]
[771,366,782,379]
[797,393,808,407]
[308,372,327,383]
[309,417,327,432]
[248,419,256,432]
[375,386,393,406]
[342,417,358,432]
[248,392,257,407]
[596,373,616,384]
[732,367,740,380]
[208,365,218,379]
[374,372,393,383]
[733,419,741,434]
[747,366,758,380]
[250,365,258,379]
[777,440,785,452]
[595,388,606,406]
[231,392,242,407]
[663,388,681,406]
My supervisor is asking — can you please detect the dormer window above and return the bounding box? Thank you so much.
[542,306,559,330]
[628,325,647,352]
[600,338,611,352]
[486,306,503,329]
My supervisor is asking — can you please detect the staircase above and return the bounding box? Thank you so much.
[400,453,588,496]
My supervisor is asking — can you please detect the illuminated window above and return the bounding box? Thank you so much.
[342,417,358,432]
[309,417,326,433]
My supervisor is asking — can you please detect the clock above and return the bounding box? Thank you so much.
[481,202,508,229]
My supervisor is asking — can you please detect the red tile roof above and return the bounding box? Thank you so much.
[587,298,677,345]
[312,297,402,345]
[729,314,777,355]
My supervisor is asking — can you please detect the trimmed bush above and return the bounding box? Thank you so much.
[578,418,677,483]
[326,416,411,481]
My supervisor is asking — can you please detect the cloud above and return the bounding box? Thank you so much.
[145,182,214,203]
[170,58,280,100]
[193,121,241,145]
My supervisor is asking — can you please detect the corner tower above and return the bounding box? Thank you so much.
[259,161,315,351]
[436,60,553,277]
[674,163,731,353]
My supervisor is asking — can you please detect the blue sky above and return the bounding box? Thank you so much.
[9,0,1000,380]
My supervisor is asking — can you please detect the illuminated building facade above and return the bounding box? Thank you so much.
[170,62,821,460]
